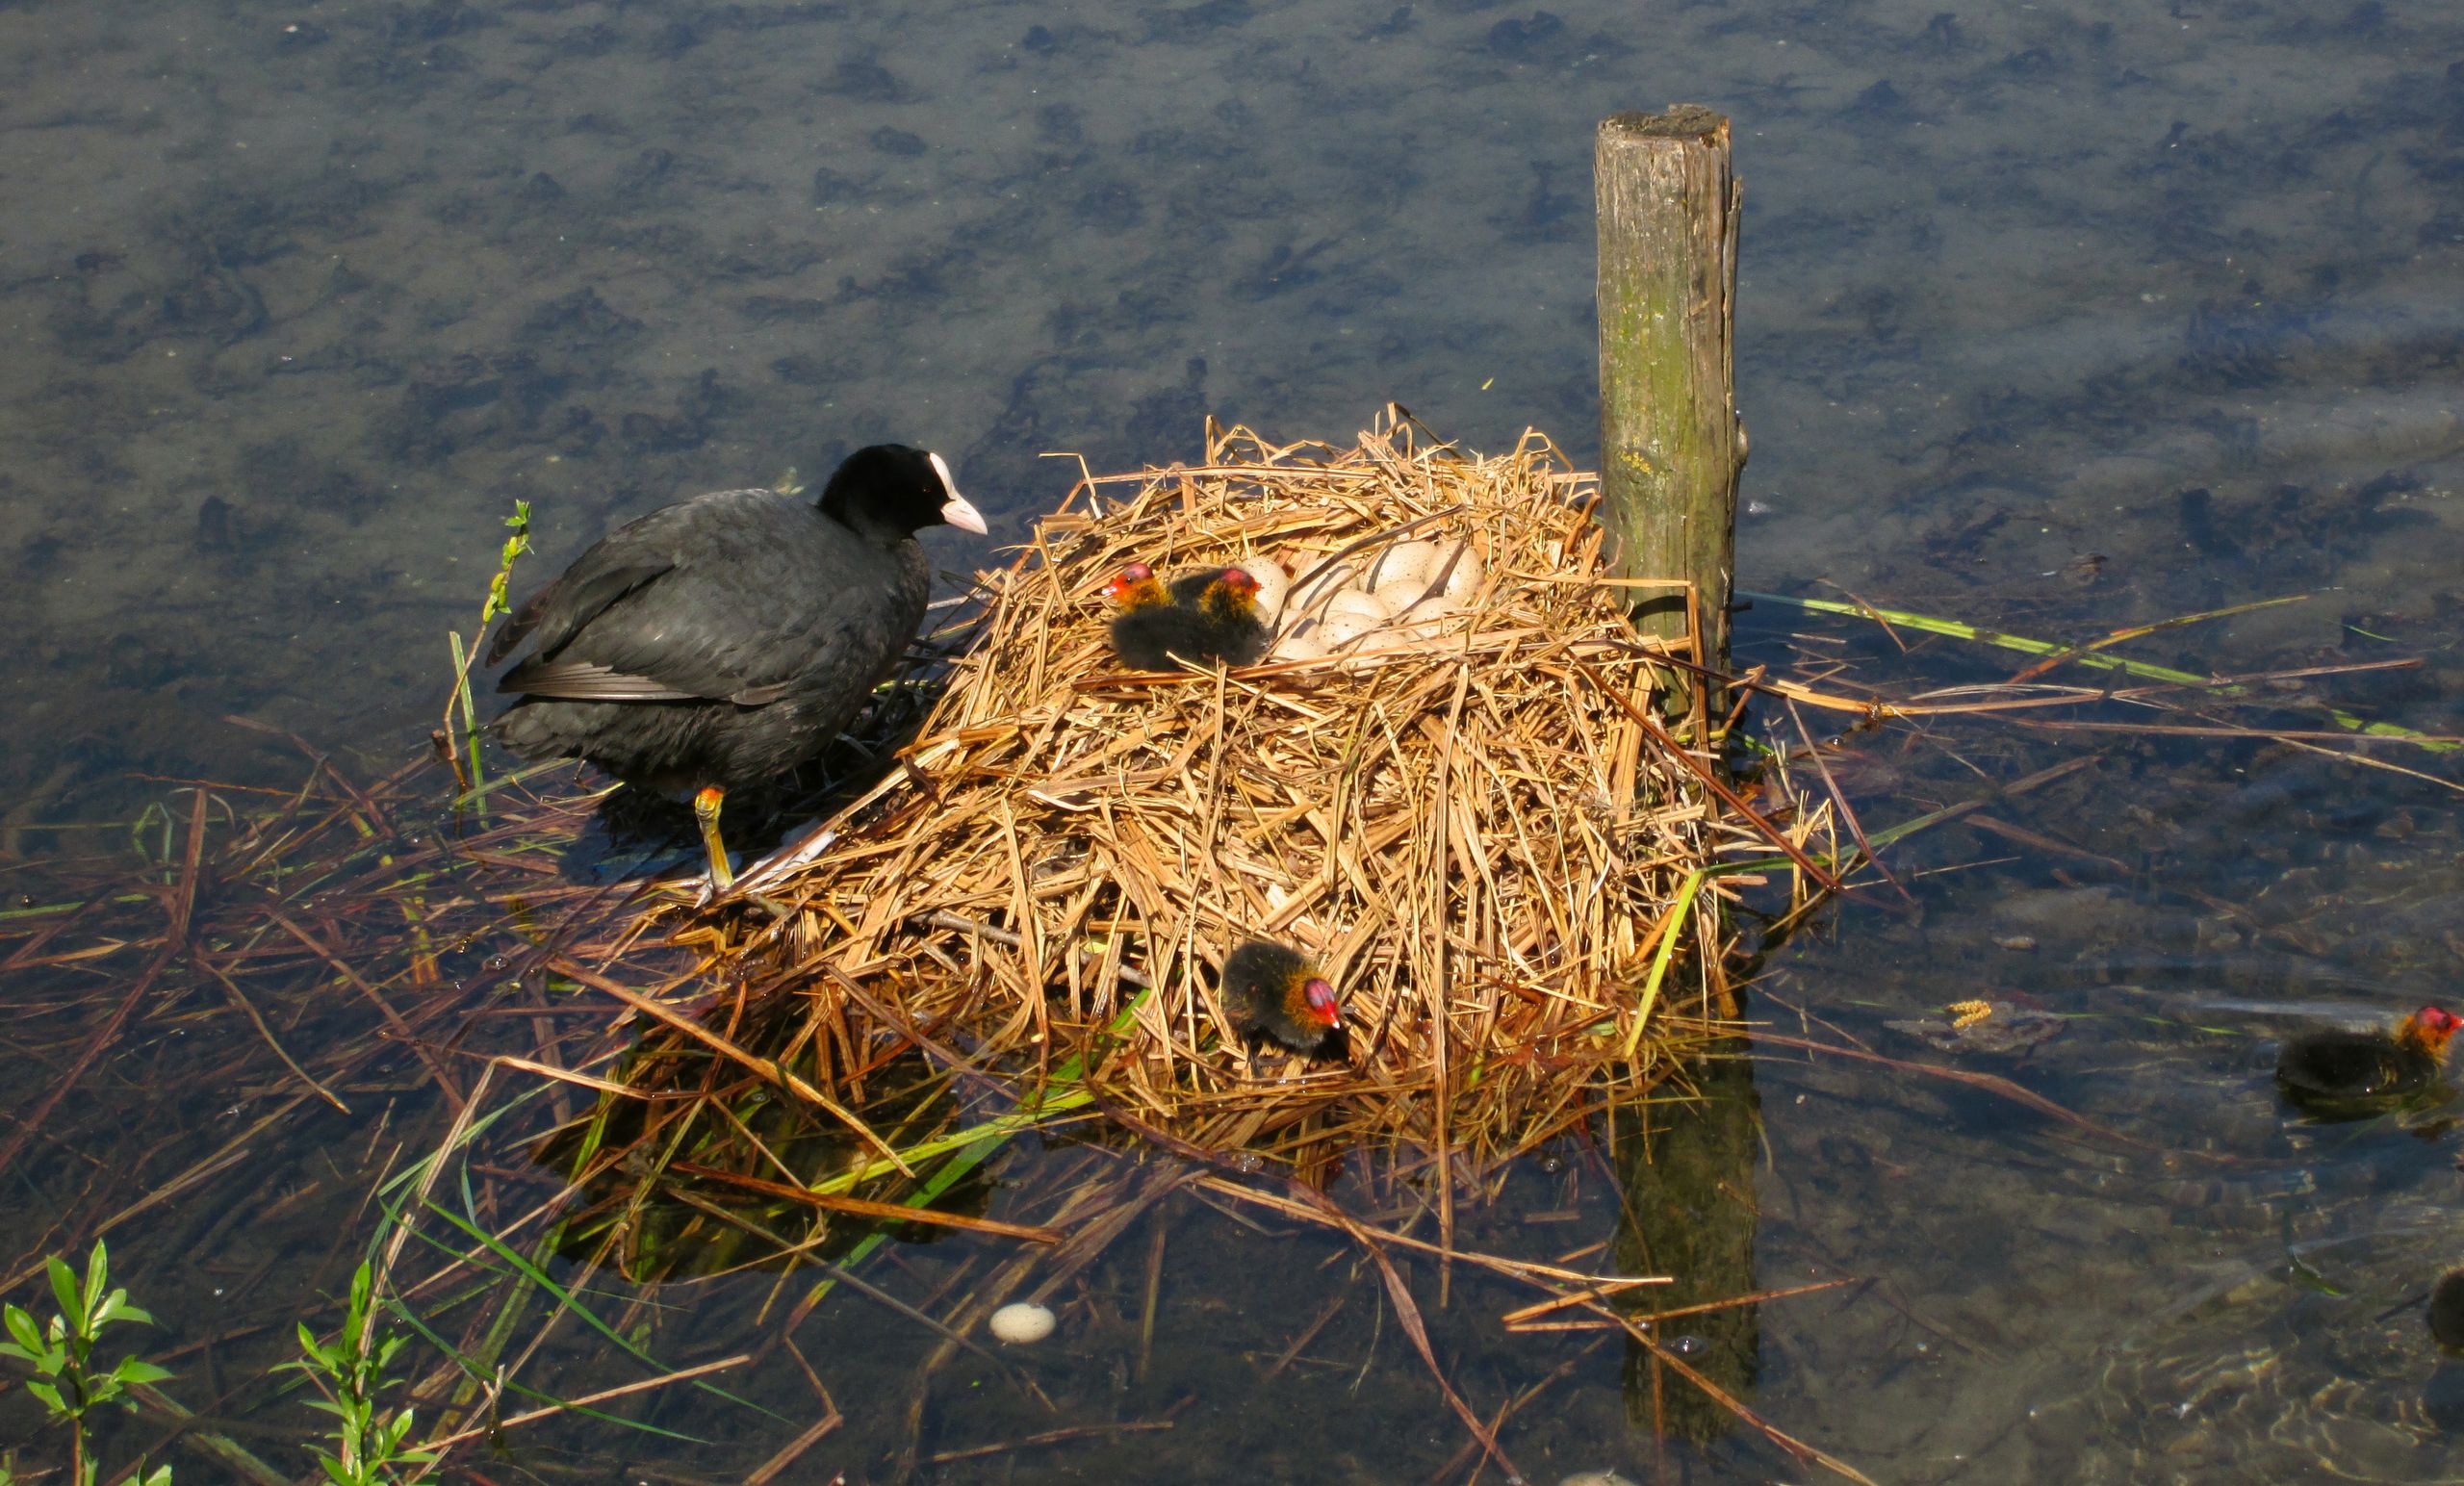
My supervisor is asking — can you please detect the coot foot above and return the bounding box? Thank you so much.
[693,784,734,891]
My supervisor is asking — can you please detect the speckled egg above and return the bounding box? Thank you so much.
[988,1302,1056,1344]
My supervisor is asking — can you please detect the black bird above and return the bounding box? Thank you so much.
[2432,1268,2464,1350]
[1220,938,1345,1059]
[489,445,986,888]
[1108,566,1269,671]
[2275,1004,2461,1115]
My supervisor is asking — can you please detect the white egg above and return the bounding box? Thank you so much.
[1285,561,1357,619]
[988,1302,1056,1344]
[1360,540,1443,592]
[1270,628,1328,661]
[1372,576,1435,613]
[1383,593,1441,626]
[1436,542,1485,602]
[1317,593,1395,650]
[1235,557,1289,621]
[1316,613,1381,648]
[1280,587,1378,648]
[1384,595,1463,644]
[1325,591,1393,625]
[1558,1473,1639,1486]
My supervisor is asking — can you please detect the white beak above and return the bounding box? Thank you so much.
[929,450,988,534]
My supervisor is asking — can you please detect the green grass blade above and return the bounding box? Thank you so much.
[419,1198,783,1422]
[798,984,1153,1307]
[1741,589,2453,753]
[1623,869,1704,1061]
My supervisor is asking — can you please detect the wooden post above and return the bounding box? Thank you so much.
[1594,107,1744,677]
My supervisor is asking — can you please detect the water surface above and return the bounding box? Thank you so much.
[3,0,2462,1480]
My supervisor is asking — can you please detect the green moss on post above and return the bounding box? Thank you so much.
[1595,107,1745,678]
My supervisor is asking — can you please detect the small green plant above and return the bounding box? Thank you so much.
[282,1262,437,1486]
[480,499,534,634]
[0,1240,173,1486]
[443,498,535,802]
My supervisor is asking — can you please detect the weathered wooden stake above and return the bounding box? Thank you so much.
[1595,107,1745,676]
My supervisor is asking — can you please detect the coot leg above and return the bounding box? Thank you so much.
[693,785,735,891]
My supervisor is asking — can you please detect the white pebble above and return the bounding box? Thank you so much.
[988,1302,1056,1344]
[1559,1473,1639,1486]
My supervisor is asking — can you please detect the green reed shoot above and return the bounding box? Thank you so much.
[445,500,534,806]
[0,1241,173,1486]
[280,1262,438,1486]
[1740,588,2454,753]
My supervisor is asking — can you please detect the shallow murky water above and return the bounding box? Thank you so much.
[4,0,2462,1481]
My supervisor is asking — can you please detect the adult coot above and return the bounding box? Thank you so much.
[489,445,986,887]
[1220,937,1345,1059]
[2274,1004,2461,1115]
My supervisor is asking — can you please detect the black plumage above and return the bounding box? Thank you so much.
[1165,568,1220,605]
[2434,1269,2464,1350]
[1108,567,1269,671]
[2275,1004,2460,1114]
[1221,938,1344,1058]
[489,445,984,882]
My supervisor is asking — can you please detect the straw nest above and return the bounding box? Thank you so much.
[671,413,1823,1166]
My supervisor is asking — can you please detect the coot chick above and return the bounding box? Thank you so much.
[490,445,986,888]
[1108,567,1269,671]
[1221,938,1344,1059]
[2431,1268,2464,1350]
[1103,561,1174,612]
[1104,561,1237,612]
[2275,1005,2461,1114]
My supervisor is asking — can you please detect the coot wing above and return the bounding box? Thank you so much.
[496,657,706,703]
[497,488,925,706]
[489,491,786,684]
[486,560,673,666]
[498,653,792,705]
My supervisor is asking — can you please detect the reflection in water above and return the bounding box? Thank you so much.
[1614,1049,1761,1447]
[531,1045,984,1284]
[2036,1219,2464,1483]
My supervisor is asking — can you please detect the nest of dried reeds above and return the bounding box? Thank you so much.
[669,412,1828,1167]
